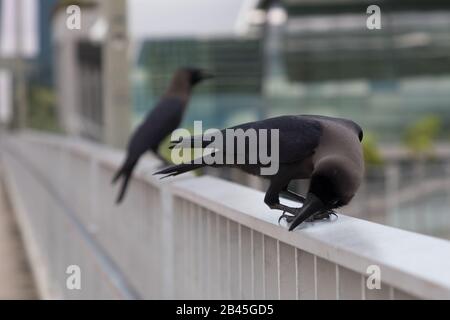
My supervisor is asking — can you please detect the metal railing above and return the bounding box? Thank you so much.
[2,131,450,299]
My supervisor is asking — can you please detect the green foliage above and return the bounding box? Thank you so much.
[362,132,383,166]
[403,115,442,155]
[28,86,61,132]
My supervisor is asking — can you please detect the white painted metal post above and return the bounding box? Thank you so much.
[160,183,175,299]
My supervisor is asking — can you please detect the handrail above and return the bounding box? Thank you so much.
[2,131,450,299]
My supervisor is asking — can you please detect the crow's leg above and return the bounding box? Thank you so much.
[266,201,299,217]
[278,186,306,223]
[271,204,301,224]
[280,188,306,204]
[264,181,302,225]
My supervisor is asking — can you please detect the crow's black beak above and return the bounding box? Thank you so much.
[289,193,325,231]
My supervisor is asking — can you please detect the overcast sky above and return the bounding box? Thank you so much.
[128,0,258,39]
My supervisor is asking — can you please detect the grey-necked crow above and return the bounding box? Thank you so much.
[112,67,213,204]
[154,115,364,231]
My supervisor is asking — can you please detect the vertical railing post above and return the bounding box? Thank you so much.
[385,162,400,225]
[160,183,175,299]
[89,149,99,236]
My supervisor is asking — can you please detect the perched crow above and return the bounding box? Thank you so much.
[155,115,364,231]
[112,67,213,204]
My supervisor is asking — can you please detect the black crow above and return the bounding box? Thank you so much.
[112,67,213,204]
[154,115,364,231]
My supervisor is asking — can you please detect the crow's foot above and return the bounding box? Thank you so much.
[272,203,338,228]
[271,204,300,225]
[306,210,338,222]
[278,212,295,224]
[278,209,337,225]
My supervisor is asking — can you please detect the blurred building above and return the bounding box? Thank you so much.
[52,0,266,143]
[52,1,103,140]
[268,0,450,141]
[35,0,58,86]
[130,0,450,142]
[52,0,131,146]
[3,0,450,140]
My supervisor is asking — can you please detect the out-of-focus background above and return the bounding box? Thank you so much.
[1,0,450,299]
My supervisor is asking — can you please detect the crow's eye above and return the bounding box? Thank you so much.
[358,130,364,142]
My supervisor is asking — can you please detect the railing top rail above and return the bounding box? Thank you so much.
[14,131,192,186]
[171,176,450,299]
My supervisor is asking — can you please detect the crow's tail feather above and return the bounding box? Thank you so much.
[154,162,204,179]
[115,171,132,204]
[112,166,123,185]
[112,159,137,204]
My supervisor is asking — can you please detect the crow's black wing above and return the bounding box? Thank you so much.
[230,115,322,164]
[128,97,185,158]
[172,115,322,164]
[301,115,363,142]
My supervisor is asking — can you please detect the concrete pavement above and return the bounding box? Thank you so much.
[0,171,37,299]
